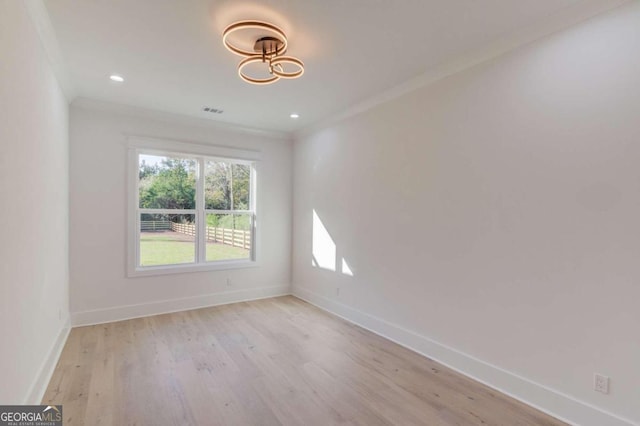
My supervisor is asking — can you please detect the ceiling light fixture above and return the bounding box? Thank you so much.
[222,20,304,86]
[290,113,299,119]
[109,74,124,82]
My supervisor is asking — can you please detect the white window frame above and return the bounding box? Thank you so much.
[127,136,261,277]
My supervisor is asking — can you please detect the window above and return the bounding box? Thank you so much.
[128,139,258,276]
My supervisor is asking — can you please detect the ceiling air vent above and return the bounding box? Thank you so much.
[202,107,224,114]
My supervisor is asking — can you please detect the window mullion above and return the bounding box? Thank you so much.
[139,208,196,215]
[205,209,252,214]
[135,150,141,268]
[196,157,206,263]
[250,163,256,261]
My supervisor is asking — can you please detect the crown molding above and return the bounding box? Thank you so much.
[72,98,292,141]
[295,0,631,140]
[22,0,77,101]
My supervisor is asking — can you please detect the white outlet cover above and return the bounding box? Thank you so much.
[594,373,610,394]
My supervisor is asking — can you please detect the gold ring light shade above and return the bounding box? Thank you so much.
[222,20,304,85]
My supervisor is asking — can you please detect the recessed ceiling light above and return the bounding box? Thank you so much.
[109,75,124,82]
[290,113,300,119]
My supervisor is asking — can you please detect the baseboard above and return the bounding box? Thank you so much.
[24,317,71,404]
[293,286,637,426]
[71,285,292,326]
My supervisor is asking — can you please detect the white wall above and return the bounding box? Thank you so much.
[292,3,640,425]
[0,1,70,404]
[69,102,292,324]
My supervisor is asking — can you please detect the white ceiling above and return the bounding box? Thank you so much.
[43,0,616,133]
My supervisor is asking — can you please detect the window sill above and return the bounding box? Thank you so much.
[127,259,259,278]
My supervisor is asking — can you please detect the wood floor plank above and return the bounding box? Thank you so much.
[43,296,566,426]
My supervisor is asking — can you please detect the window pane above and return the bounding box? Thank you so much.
[139,154,196,209]
[140,213,195,266]
[205,214,251,262]
[205,161,250,210]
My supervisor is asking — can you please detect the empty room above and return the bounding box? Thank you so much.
[1,0,639,425]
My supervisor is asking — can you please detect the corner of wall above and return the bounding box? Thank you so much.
[24,318,71,404]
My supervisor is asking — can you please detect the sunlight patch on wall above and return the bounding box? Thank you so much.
[312,210,336,271]
[341,258,353,276]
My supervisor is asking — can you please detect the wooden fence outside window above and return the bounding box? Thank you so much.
[140,221,251,250]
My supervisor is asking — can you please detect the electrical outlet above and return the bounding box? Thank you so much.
[58,309,62,320]
[226,277,232,287]
[336,287,340,296]
[594,374,609,394]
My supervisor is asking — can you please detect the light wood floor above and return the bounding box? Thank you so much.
[43,296,565,426]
